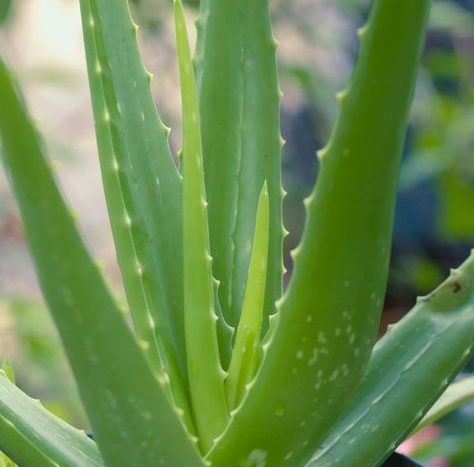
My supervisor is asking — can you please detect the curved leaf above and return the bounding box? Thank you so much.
[0,59,205,467]
[307,252,474,467]
[79,0,191,423]
[207,1,431,465]
[195,0,283,329]
[226,183,270,410]
[0,372,103,467]
[175,0,228,451]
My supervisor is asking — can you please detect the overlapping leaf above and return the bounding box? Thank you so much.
[174,0,228,452]
[195,0,283,330]
[307,253,474,467]
[0,59,204,467]
[79,0,191,422]
[208,1,431,465]
[0,372,103,467]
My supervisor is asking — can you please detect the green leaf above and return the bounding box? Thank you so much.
[0,372,103,467]
[226,182,269,410]
[0,0,14,26]
[79,0,192,423]
[306,252,474,467]
[1,360,15,385]
[0,59,205,467]
[174,0,228,452]
[207,1,431,466]
[195,0,283,329]
[412,375,474,434]
[0,453,15,467]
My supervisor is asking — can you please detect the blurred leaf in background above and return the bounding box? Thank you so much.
[0,298,86,427]
[0,0,14,27]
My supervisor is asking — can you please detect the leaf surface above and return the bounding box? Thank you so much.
[79,0,191,421]
[0,372,103,467]
[208,1,431,465]
[226,183,269,410]
[195,0,283,328]
[0,59,205,467]
[175,0,228,452]
[307,253,474,467]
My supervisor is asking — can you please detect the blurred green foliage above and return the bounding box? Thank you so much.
[0,0,14,26]
[0,298,86,427]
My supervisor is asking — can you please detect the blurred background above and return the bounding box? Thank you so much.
[0,0,473,465]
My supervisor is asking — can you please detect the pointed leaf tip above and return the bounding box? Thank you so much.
[226,182,270,409]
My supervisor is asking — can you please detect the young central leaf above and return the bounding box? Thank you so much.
[174,0,228,452]
[226,182,270,410]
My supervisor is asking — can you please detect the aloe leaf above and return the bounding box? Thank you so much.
[195,0,283,328]
[412,375,474,434]
[174,0,228,452]
[208,1,431,466]
[0,453,15,467]
[226,182,269,410]
[79,0,191,419]
[1,360,15,385]
[0,59,205,467]
[307,253,474,467]
[0,371,103,467]
[214,280,234,371]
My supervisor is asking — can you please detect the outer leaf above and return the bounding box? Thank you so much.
[174,0,228,452]
[208,1,430,466]
[412,375,474,434]
[226,183,269,410]
[0,60,205,467]
[307,252,474,467]
[0,372,103,467]
[79,0,191,421]
[195,0,283,329]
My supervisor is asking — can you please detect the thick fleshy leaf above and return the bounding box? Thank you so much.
[174,0,228,452]
[195,0,283,329]
[0,0,14,26]
[0,59,205,467]
[226,183,269,410]
[0,372,103,467]
[307,252,474,467]
[79,0,191,422]
[207,1,431,465]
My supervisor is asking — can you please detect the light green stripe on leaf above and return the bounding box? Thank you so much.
[307,253,474,467]
[226,182,270,410]
[0,59,205,467]
[174,0,228,452]
[207,1,431,466]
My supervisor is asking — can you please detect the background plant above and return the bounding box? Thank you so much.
[0,0,473,467]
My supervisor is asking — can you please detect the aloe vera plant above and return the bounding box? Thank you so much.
[0,0,473,465]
